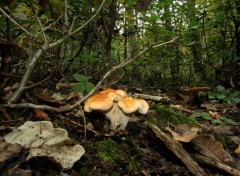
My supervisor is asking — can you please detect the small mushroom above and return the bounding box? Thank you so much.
[117,97,149,129]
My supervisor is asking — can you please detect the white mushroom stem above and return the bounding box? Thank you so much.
[104,102,130,131]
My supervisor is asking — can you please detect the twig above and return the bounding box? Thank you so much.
[48,0,107,50]
[79,106,87,140]
[65,0,68,26]
[25,71,53,89]
[133,93,170,102]
[0,106,11,120]
[57,114,98,135]
[35,15,63,38]
[0,7,33,37]
[192,153,240,176]
[29,1,46,41]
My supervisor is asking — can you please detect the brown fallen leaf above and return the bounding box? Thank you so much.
[34,109,49,120]
[231,136,240,145]
[209,111,220,119]
[165,124,200,142]
[67,92,83,101]
[234,145,240,154]
[213,125,236,135]
[36,89,66,106]
[191,135,234,164]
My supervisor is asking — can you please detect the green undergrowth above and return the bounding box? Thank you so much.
[81,139,139,175]
[149,105,199,127]
[97,139,139,169]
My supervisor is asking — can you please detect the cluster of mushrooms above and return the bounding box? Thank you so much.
[84,88,149,131]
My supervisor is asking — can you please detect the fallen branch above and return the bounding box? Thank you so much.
[170,104,195,114]
[132,93,170,102]
[2,38,178,112]
[146,121,207,176]
[192,153,240,176]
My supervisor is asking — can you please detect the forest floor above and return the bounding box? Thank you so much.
[1,86,240,176]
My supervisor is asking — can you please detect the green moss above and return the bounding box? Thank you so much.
[96,139,140,172]
[78,167,91,176]
[149,105,199,127]
[96,139,127,162]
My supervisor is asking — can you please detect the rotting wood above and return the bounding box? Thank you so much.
[192,153,240,176]
[146,121,208,176]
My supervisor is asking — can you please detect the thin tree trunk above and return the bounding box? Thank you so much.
[187,0,206,80]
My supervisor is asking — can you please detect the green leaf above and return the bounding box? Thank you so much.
[220,116,237,125]
[82,0,88,5]
[216,94,226,100]
[148,15,158,23]
[86,82,94,93]
[81,54,98,62]
[73,74,88,83]
[216,85,225,92]
[73,84,85,93]
[192,112,212,120]
[208,94,216,99]
[211,119,223,124]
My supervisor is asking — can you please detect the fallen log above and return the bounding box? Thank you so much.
[146,121,207,176]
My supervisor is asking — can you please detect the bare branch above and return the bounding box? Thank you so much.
[48,0,106,49]
[65,0,69,26]
[29,2,47,41]
[0,7,33,37]
[6,0,106,104]
[35,15,63,38]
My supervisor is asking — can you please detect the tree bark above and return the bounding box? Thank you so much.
[187,0,206,80]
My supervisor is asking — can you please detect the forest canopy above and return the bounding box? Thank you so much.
[0,0,240,102]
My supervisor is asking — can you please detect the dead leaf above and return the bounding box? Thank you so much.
[213,125,235,135]
[51,93,67,101]
[67,92,83,101]
[231,136,240,145]
[36,89,66,106]
[209,111,220,119]
[200,103,218,112]
[191,135,233,163]
[165,124,200,142]
[4,121,85,170]
[234,145,240,154]
[34,109,49,120]
[86,122,94,131]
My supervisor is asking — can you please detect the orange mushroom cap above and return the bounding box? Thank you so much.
[118,97,149,114]
[84,88,127,112]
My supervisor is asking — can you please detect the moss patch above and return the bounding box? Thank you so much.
[96,139,140,171]
[97,139,125,162]
[149,105,199,127]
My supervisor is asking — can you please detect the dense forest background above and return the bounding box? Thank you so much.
[1,1,240,175]
[1,0,240,99]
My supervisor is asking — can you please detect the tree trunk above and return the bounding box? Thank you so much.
[187,0,206,80]
[233,0,240,85]
[105,0,117,63]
